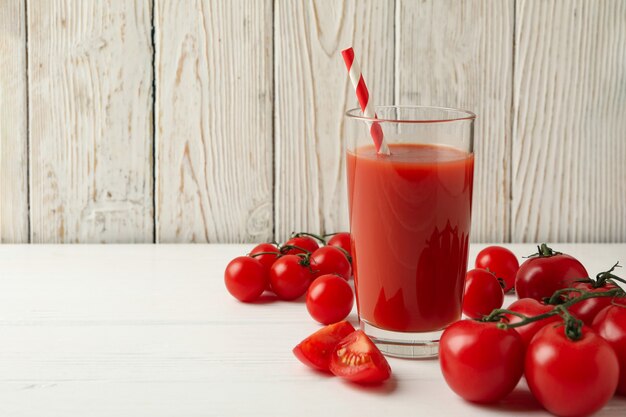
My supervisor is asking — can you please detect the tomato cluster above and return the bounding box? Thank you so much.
[293,321,391,384]
[445,244,626,417]
[224,232,354,324]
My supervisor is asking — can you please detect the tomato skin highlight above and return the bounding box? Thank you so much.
[283,236,319,255]
[293,321,356,372]
[224,256,267,302]
[592,298,626,396]
[525,325,618,417]
[330,330,391,384]
[462,269,504,319]
[439,320,524,403]
[310,246,352,281]
[568,282,619,325]
[503,298,560,346]
[306,275,354,325]
[475,246,519,292]
[269,255,312,300]
[326,233,352,258]
[515,252,588,301]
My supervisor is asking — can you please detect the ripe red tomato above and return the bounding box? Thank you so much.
[329,330,391,384]
[526,325,618,417]
[249,243,280,289]
[592,298,626,395]
[502,298,559,346]
[439,320,524,403]
[283,236,319,255]
[293,321,356,372]
[568,282,619,325]
[326,232,352,258]
[306,275,354,324]
[269,255,312,300]
[475,246,519,292]
[310,246,351,280]
[462,269,504,319]
[515,244,588,301]
[224,256,267,302]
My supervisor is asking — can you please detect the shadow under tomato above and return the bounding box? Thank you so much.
[475,387,543,413]
[337,374,398,396]
[248,293,280,304]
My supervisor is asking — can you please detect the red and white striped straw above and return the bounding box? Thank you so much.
[341,47,390,155]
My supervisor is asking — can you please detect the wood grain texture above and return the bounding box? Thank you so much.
[396,0,514,243]
[0,1,29,242]
[0,244,625,416]
[27,0,154,243]
[155,0,273,243]
[512,0,626,242]
[274,0,394,241]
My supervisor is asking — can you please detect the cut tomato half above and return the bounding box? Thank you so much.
[329,330,391,383]
[292,321,356,372]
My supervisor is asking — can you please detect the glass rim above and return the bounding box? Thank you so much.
[345,105,476,124]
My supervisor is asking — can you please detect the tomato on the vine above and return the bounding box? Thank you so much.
[224,256,267,302]
[593,298,626,395]
[249,242,280,278]
[306,274,354,324]
[439,320,524,403]
[475,246,519,292]
[269,255,312,300]
[502,298,559,346]
[515,244,588,301]
[310,246,351,280]
[525,324,618,417]
[283,236,320,255]
[569,281,619,325]
[329,330,391,384]
[293,321,355,372]
[462,269,504,319]
[326,232,352,258]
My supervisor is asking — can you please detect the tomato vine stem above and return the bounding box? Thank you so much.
[485,287,625,341]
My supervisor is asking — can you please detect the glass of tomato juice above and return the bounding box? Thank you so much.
[345,106,475,358]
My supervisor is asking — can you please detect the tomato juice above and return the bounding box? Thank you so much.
[347,143,474,332]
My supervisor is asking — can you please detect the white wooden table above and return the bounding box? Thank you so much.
[1,244,625,417]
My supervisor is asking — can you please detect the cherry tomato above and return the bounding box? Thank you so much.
[592,298,626,395]
[329,330,391,384]
[525,324,618,417]
[269,255,312,300]
[502,298,560,346]
[310,246,351,280]
[439,320,524,403]
[224,256,267,302]
[249,243,280,287]
[306,275,354,324]
[283,236,319,255]
[568,281,619,325]
[326,232,352,258]
[515,244,588,301]
[293,321,356,372]
[475,246,519,292]
[462,269,504,319]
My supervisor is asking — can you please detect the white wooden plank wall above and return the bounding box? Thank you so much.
[512,0,626,243]
[0,1,29,242]
[155,0,273,243]
[27,0,154,243]
[0,0,625,243]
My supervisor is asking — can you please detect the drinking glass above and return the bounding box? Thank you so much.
[345,105,475,358]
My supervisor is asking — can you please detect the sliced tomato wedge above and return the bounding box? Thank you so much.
[329,330,391,383]
[293,321,355,372]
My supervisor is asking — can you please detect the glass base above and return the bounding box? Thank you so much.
[360,320,442,359]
